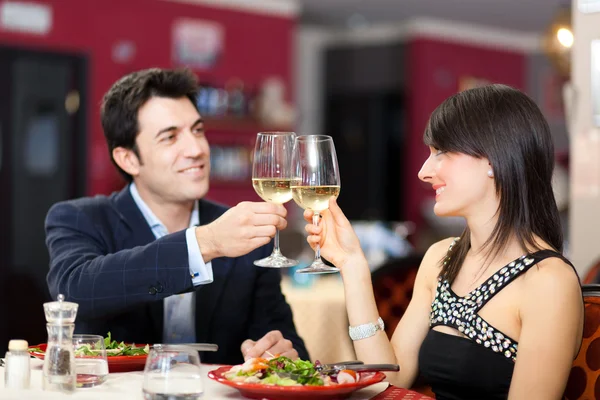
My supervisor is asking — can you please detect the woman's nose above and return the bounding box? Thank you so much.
[418,156,434,182]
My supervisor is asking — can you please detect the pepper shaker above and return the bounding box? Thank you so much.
[42,294,78,392]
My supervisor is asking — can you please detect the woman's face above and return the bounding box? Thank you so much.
[418,147,496,218]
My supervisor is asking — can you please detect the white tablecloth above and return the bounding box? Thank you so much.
[281,276,357,364]
[0,359,388,400]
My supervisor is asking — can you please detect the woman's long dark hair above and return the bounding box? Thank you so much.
[423,84,563,283]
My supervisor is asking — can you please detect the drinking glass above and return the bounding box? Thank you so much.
[251,132,298,268]
[72,334,108,388]
[142,346,203,400]
[291,135,341,274]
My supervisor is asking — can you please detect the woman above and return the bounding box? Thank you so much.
[304,84,583,399]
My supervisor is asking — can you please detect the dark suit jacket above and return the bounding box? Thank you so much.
[45,186,308,364]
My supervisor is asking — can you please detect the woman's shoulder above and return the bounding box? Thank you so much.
[522,252,582,304]
[519,252,583,353]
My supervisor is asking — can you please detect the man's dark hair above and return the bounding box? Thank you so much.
[101,68,199,182]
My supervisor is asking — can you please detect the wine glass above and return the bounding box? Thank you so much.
[251,132,298,268]
[291,135,341,274]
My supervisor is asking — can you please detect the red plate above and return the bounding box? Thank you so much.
[29,343,148,373]
[208,365,386,400]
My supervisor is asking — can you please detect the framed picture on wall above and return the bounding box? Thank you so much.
[592,39,600,127]
[172,18,223,70]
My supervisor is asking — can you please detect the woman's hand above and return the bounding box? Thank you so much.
[303,197,365,269]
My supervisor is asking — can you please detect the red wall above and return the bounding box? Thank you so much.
[0,0,295,196]
[404,37,526,228]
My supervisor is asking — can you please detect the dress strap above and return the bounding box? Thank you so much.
[475,250,575,311]
[529,249,579,279]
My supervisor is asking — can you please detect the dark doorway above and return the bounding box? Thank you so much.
[0,47,87,354]
[324,43,406,222]
[325,91,404,222]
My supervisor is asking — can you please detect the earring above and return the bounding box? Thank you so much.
[487,170,494,178]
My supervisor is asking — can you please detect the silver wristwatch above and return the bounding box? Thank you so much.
[348,317,385,341]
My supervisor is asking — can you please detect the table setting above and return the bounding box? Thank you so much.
[1,345,433,400]
[0,133,434,400]
[0,356,427,400]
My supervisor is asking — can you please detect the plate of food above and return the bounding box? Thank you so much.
[29,332,149,373]
[208,356,389,400]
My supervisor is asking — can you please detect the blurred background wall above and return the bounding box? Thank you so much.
[1,0,595,357]
[0,0,298,355]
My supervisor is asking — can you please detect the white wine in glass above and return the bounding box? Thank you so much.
[291,186,341,213]
[291,135,341,274]
[251,132,298,268]
[252,179,293,204]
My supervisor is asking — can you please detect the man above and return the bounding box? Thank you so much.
[45,68,308,364]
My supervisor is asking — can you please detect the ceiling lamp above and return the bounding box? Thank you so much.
[542,5,572,79]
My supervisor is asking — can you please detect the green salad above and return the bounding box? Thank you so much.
[29,332,150,357]
[100,332,149,356]
[225,356,330,386]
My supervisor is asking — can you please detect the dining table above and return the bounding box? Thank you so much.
[0,358,433,400]
[280,275,357,364]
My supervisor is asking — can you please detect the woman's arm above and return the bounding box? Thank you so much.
[343,238,452,387]
[304,197,452,387]
[508,259,583,400]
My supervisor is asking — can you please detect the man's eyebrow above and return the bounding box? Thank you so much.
[155,125,178,138]
[191,118,204,129]
[155,118,204,138]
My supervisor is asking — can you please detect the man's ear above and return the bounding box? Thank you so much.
[112,147,141,178]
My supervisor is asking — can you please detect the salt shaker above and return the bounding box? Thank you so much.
[4,339,31,389]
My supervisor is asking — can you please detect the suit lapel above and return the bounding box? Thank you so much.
[112,190,234,343]
[112,186,164,338]
[194,200,235,343]
[112,185,156,245]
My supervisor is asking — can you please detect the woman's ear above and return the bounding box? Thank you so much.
[486,160,494,178]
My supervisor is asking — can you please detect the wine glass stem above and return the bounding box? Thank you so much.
[273,228,282,256]
[313,213,322,262]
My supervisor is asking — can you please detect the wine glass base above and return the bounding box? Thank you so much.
[253,254,299,268]
[295,261,339,275]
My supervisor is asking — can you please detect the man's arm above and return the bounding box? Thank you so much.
[47,199,289,321]
[45,202,194,320]
[245,247,309,360]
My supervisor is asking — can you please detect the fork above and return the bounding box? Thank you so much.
[152,343,218,352]
[279,363,398,379]
[315,360,364,371]
[318,363,400,375]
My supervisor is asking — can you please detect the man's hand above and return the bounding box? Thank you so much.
[195,202,287,263]
[241,330,299,361]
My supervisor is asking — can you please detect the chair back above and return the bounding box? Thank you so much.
[583,259,600,284]
[371,254,424,338]
[371,253,436,397]
[564,284,600,400]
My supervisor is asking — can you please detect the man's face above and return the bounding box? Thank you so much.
[127,96,211,203]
